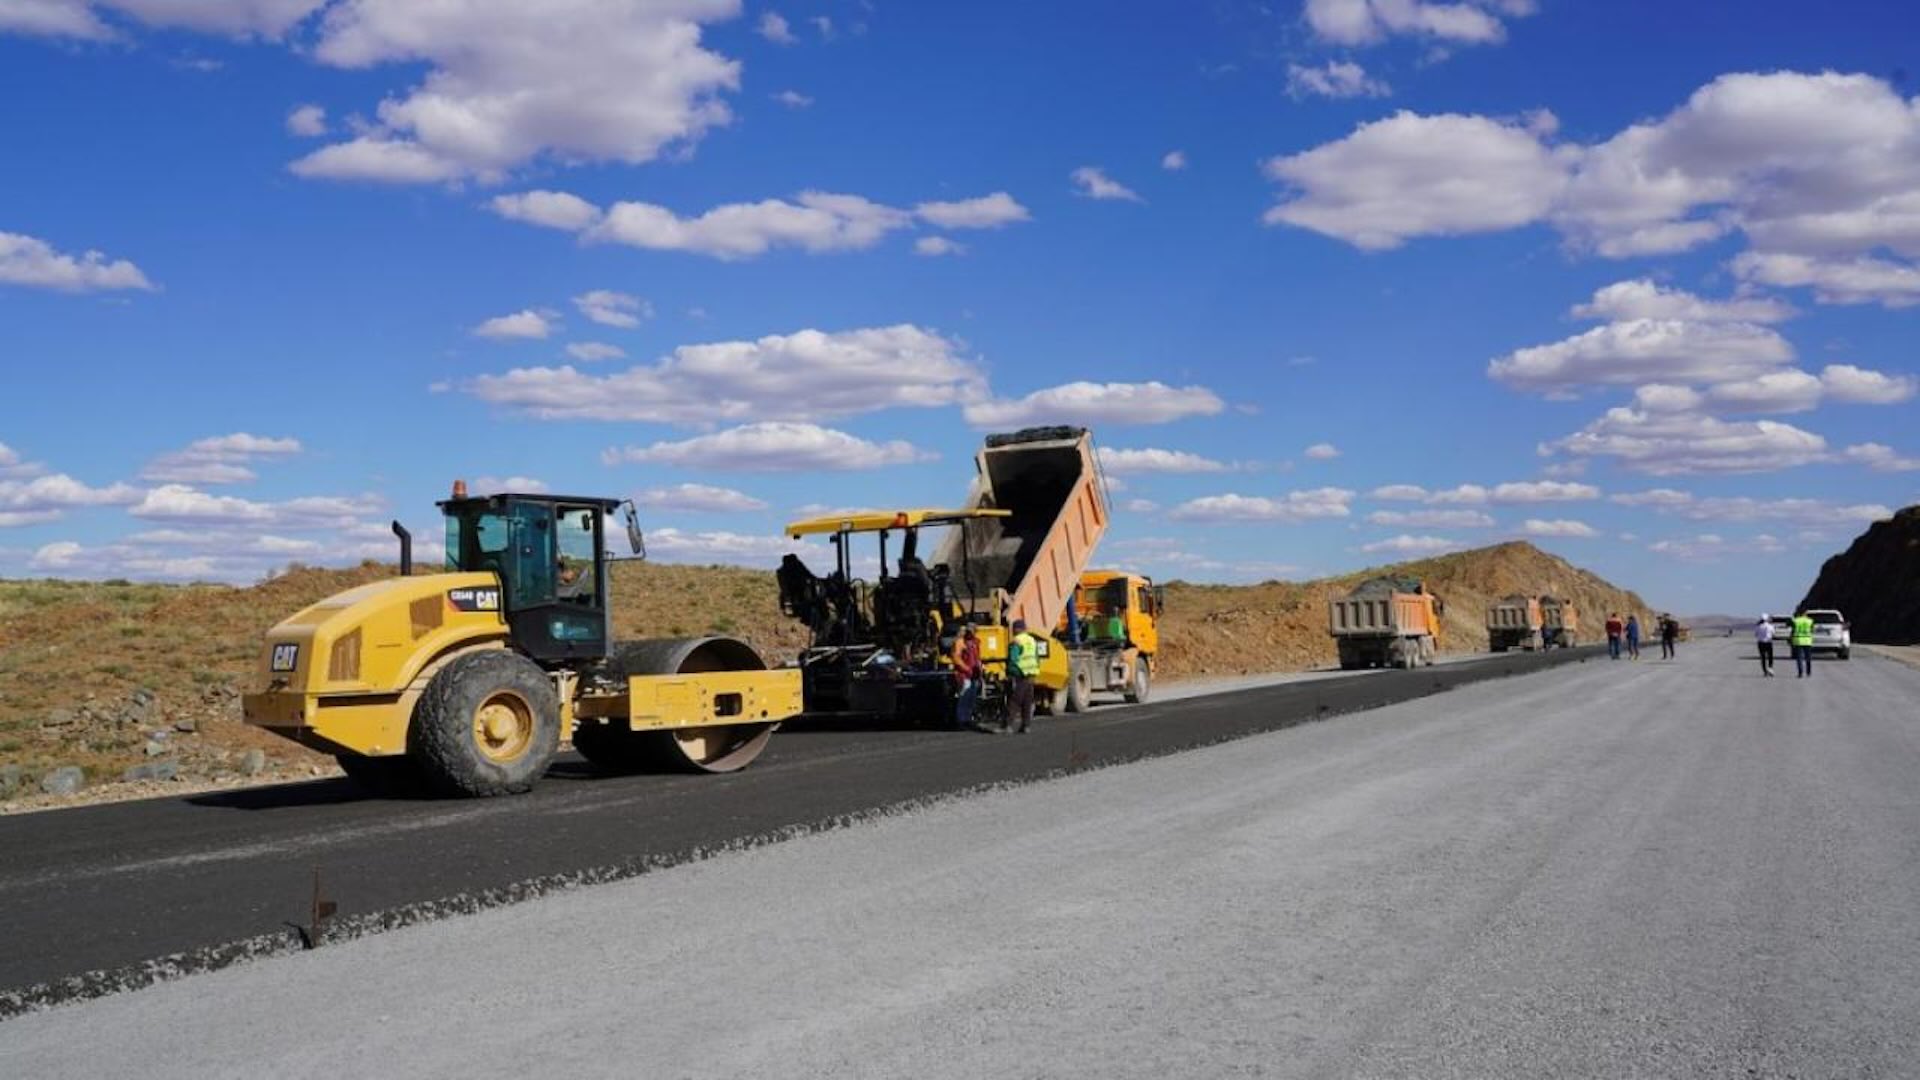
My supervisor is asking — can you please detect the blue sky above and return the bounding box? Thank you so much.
[2,0,1916,616]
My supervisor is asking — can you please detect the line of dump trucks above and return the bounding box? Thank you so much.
[241,427,1577,797]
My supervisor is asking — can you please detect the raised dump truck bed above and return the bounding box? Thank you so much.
[933,426,1109,634]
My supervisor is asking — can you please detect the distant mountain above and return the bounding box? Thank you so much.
[1799,506,1920,644]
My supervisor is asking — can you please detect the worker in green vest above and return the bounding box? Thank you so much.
[1007,618,1040,734]
[1791,610,1816,678]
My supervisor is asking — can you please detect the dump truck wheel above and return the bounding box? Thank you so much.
[605,638,780,774]
[410,650,560,797]
[334,752,420,796]
[1124,658,1151,704]
[1064,666,1092,713]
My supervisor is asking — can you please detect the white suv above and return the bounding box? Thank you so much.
[1804,609,1852,660]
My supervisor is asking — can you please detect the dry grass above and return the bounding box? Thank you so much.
[0,542,1648,797]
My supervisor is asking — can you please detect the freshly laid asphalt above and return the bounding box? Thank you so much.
[4,638,1916,1079]
[0,646,1592,1012]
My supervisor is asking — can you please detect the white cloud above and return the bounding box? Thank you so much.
[1360,534,1466,555]
[1521,518,1598,538]
[1610,488,1695,508]
[1731,252,1920,309]
[1098,447,1228,474]
[1843,443,1920,472]
[1547,407,1830,474]
[1303,442,1341,460]
[1304,0,1532,46]
[604,423,932,472]
[0,442,43,479]
[0,473,141,526]
[572,288,650,328]
[93,0,324,36]
[142,432,302,485]
[1820,364,1918,404]
[1167,489,1354,523]
[0,0,114,38]
[1370,484,1430,501]
[588,191,912,258]
[1122,498,1161,513]
[1632,384,1706,413]
[756,10,794,44]
[1648,533,1787,562]
[633,483,768,512]
[29,540,84,569]
[1489,319,1795,393]
[1368,481,1598,505]
[469,325,981,424]
[1070,166,1143,203]
[285,103,327,137]
[129,484,384,526]
[772,89,813,108]
[913,192,1031,229]
[964,381,1223,429]
[491,190,605,232]
[1367,509,1495,528]
[472,475,548,493]
[473,308,557,340]
[1285,60,1391,100]
[566,342,627,362]
[1263,111,1567,250]
[1702,370,1825,414]
[1571,279,1794,324]
[290,0,741,184]
[1161,150,1187,171]
[642,527,804,568]
[0,230,154,292]
[1262,71,1920,293]
[914,236,964,257]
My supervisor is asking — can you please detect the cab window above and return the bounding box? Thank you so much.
[556,506,599,602]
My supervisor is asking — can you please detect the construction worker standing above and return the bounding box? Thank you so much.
[951,624,983,730]
[1791,610,1816,678]
[1007,618,1040,734]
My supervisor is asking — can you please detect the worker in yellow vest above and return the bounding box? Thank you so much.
[1791,611,1815,678]
[1007,619,1040,734]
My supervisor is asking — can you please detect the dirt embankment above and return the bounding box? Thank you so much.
[1799,505,1920,644]
[1,541,1649,808]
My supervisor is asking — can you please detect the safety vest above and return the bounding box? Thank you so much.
[1790,615,1814,646]
[1010,632,1041,677]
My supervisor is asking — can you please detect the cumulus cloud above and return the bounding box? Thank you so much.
[129,484,384,526]
[1369,481,1598,505]
[0,442,43,479]
[1167,489,1354,523]
[0,473,142,527]
[490,190,605,232]
[914,192,1030,229]
[1842,443,1920,472]
[1647,533,1787,561]
[1489,318,1795,393]
[473,309,557,340]
[472,475,548,493]
[771,89,813,108]
[1546,407,1829,474]
[1367,509,1495,528]
[1521,518,1598,538]
[1161,150,1187,171]
[469,325,982,424]
[1098,447,1229,474]
[570,288,650,329]
[289,0,742,184]
[755,10,794,44]
[1304,0,1532,46]
[603,423,933,472]
[1262,70,1920,297]
[1070,166,1143,203]
[566,342,627,362]
[1609,488,1696,508]
[141,432,302,485]
[1571,279,1794,324]
[1360,534,1466,555]
[0,230,154,292]
[633,483,768,512]
[1303,442,1341,460]
[914,236,964,257]
[285,103,327,137]
[963,381,1223,429]
[1285,60,1390,100]
[1819,364,1918,404]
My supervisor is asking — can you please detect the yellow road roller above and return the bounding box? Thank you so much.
[242,485,801,797]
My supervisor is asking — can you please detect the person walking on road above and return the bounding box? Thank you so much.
[951,624,983,730]
[1659,613,1679,660]
[1606,612,1624,660]
[1006,618,1040,734]
[1625,614,1642,660]
[1755,613,1776,677]
[1791,610,1816,678]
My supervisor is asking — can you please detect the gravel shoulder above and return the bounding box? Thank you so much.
[4,638,1915,1078]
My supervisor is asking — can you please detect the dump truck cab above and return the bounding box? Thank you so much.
[1057,570,1161,711]
[244,486,799,797]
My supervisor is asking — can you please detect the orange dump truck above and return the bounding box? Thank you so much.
[1329,576,1442,670]
[1487,594,1544,652]
[1540,596,1579,648]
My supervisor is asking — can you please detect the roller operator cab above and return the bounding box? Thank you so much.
[243,489,801,797]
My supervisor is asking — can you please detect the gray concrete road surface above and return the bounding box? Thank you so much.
[3,638,1916,1078]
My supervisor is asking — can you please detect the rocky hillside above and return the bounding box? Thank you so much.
[1799,505,1920,644]
[1,541,1650,807]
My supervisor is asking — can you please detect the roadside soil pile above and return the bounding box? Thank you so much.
[1799,504,1920,644]
[1,541,1647,807]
